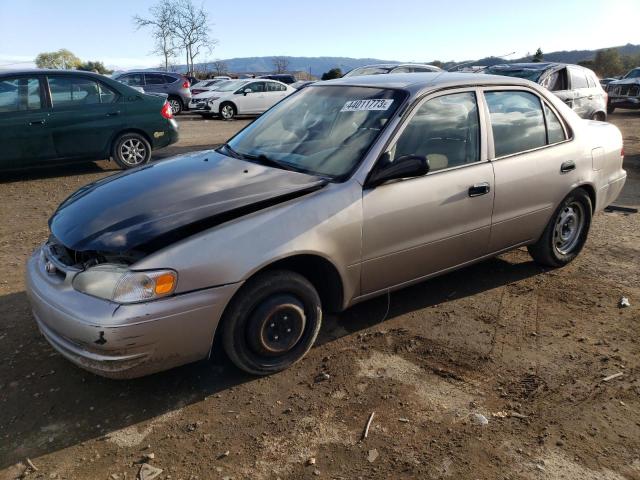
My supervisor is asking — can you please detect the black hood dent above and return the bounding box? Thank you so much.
[49,151,327,253]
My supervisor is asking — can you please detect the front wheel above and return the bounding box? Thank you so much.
[221,270,322,375]
[607,105,615,115]
[527,189,592,267]
[220,102,236,120]
[111,133,152,169]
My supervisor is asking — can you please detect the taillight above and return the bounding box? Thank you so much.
[160,101,173,119]
[182,80,190,89]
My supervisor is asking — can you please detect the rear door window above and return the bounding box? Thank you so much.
[569,68,589,89]
[485,90,547,157]
[145,74,166,85]
[162,75,178,84]
[48,76,106,108]
[0,77,42,113]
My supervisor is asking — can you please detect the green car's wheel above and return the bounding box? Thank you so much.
[112,133,152,169]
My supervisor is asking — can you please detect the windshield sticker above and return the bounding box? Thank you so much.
[341,99,394,112]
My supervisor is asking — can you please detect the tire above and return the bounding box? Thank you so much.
[111,132,152,169]
[592,111,606,121]
[221,270,322,375]
[219,102,236,120]
[527,189,592,268]
[607,105,615,115]
[168,96,183,115]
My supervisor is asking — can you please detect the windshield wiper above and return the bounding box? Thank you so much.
[218,143,243,159]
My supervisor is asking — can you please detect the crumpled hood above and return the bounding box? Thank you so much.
[49,150,326,253]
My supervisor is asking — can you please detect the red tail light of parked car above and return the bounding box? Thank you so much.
[182,80,190,89]
[161,101,174,120]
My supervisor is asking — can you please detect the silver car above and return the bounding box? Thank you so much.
[26,73,626,378]
[485,63,608,121]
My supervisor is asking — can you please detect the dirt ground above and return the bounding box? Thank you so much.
[0,111,639,480]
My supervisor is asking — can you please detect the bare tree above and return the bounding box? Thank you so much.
[133,0,178,71]
[272,56,289,74]
[211,60,228,76]
[173,0,218,75]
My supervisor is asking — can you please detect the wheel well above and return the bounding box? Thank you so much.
[167,94,183,105]
[254,255,344,313]
[576,184,596,212]
[110,129,152,157]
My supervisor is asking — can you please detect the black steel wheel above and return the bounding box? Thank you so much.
[527,189,592,267]
[221,270,322,375]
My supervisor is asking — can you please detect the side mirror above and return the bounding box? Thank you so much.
[366,152,429,188]
[243,88,251,95]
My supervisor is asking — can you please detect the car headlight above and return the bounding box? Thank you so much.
[72,265,177,304]
[207,97,220,104]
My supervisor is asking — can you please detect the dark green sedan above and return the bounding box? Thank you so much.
[0,69,179,170]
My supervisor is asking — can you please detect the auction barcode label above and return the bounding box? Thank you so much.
[341,99,394,112]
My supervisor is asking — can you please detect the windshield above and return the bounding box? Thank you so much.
[215,80,249,92]
[224,85,407,179]
[344,66,393,77]
[485,66,545,82]
[624,68,640,79]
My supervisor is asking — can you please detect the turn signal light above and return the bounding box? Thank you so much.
[155,273,176,295]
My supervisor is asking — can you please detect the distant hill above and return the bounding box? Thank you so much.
[462,43,640,67]
[185,56,399,77]
[169,43,640,76]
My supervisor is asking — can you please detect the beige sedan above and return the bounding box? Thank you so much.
[26,73,626,378]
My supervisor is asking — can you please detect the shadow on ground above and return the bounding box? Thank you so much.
[0,255,543,468]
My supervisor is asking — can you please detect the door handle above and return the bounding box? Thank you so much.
[560,161,576,173]
[106,111,121,117]
[28,120,45,126]
[468,182,491,197]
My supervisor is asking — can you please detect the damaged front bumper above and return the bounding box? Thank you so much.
[25,245,241,379]
[608,83,640,109]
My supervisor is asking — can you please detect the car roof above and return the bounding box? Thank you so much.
[115,70,182,76]
[322,71,535,90]
[0,68,109,78]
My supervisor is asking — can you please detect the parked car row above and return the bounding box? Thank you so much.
[189,78,295,119]
[113,71,192,115]
[0,69,178,171]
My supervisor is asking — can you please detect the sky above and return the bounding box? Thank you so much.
[1,0,639,70]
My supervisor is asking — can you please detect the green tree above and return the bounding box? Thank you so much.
[430,60,444,69]
[35,49,81,69]
[321,68,343,80]
[593,48,624,77]
[76,61,112,75]
[532,48,544,63]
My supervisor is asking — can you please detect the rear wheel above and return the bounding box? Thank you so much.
[220,102,236,120]
[592,111,606,121]
[527,189,592,267]
[111,133,151,169]
[168,96,183,115]
[221,270,322,375]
